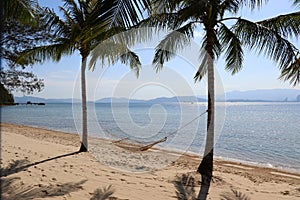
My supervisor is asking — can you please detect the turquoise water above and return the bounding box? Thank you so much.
[1,102,300,172]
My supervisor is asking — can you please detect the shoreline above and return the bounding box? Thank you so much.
[1,122,299,175]
[1,122,300,199]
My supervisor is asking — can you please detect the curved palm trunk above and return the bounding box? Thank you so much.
[197,46,215,199]
[79,56,88,152]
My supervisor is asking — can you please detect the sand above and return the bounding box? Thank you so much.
[1,123,300,200]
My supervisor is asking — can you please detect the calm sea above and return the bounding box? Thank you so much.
[1,102,300,172]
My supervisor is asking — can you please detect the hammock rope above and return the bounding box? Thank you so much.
[109,110,208,152]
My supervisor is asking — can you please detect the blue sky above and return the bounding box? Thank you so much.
[14,0,300,100]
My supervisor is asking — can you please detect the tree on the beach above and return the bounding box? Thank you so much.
[1,0,46,95]
[144,0,300,198]
[0,83,14,105]
[16,0,150,152]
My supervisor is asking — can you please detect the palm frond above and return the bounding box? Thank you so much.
[3,0,39,23]
[194,48,209,82]
[120,51,141,77]
[40,7,70,38]
[219,0,240,16]
[152,22,195,71]
[151,0,182,14]
[293,0,300,7]
[62,0,84,24]
[234,18,299,71]
[107,27,154,49]
[257,11,300,37]
[108,0,151,28]
[16,40,75,65]
[89,40,141,76]
[219,23,243,74]
[59,6,78,29]
[219,0,268,17]
[242,0,268,10]
[142,0,207,29]
[139,12,181,30]
[177,0,208,22]
[279,57,300,86]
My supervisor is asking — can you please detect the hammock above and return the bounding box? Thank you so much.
[110,110,207,152]
[112,137,167,152]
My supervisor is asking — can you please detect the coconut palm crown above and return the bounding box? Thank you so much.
[17,0,151,152]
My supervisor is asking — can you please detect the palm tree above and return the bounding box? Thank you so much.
[144,0,300,198]
[17,0,150,152]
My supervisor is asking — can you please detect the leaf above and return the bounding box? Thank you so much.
[219,23,243,75]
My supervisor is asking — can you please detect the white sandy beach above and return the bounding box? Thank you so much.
[1,123,300,200]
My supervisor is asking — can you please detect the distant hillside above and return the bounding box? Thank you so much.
[225,89,300,102]
[14,89,300,103]
[96,96,207,103]
[96,97,144,103]
[14,96,45,103]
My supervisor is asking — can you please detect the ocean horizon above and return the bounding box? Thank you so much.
[1,102,300,173]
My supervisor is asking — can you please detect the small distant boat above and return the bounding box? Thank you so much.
[37,103,46,105]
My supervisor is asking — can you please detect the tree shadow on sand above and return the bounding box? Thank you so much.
[174,173,199,200]
[174,173,251,200]
[0,151,80,177]
[90,185,115,200]
[1,176,87,200]
[220,189,251,200]
[173,172,213,200]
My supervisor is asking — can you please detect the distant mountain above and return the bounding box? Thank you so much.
[96,97,144,103]
[225,89,300,102]
[148,96,206,103]
[96,96,207,103]
[14,96,46,103]
[14,89,300,103]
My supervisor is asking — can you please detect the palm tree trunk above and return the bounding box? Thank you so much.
[197,45,215,199]
[79,56,88,152]
[197,54,215,175]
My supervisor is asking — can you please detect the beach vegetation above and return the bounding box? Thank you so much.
[0,83,14,105]
[1,0,47,95]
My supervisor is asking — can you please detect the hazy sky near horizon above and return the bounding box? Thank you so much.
[14,0,300,100]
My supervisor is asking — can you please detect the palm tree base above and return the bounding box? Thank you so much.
[197,150,213,177]
[79,143,88,152]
